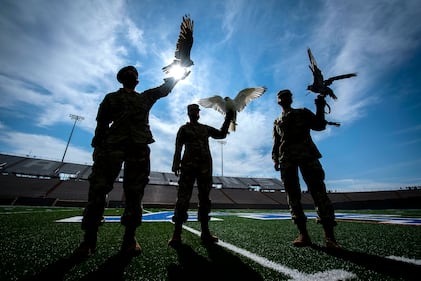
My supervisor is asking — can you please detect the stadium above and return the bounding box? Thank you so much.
[1,153,420,281]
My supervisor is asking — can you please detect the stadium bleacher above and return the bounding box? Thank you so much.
[1,153,420,209]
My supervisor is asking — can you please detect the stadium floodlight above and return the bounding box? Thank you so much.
[217,140,226,177]
[61,114,84,162]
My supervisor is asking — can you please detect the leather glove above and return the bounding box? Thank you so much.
[225,109,235,121]
[91,136,104,148]
[172,163,181,176]
[315,95,326,108]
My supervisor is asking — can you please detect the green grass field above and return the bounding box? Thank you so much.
[1,206,420,281]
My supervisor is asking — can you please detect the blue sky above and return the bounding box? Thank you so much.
[1,0,420,192]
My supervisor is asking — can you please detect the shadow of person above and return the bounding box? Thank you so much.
[167,243,264,281]
[167,244,215,281]
[311,244,421,281]
[19,254,84,281]
[205,243,264,281]
[78,252,133,281]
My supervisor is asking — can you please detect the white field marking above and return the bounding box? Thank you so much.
[386,255,421,265]
[181,225,356,281]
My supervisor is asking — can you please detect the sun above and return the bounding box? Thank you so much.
[166,64,188,80]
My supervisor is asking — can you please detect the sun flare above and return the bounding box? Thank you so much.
[166,64,188,80]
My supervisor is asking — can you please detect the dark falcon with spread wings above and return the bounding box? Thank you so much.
[307,48,356,100]
[162,15,194,74]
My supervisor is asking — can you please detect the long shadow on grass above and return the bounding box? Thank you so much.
[167,244,264,281]
[19,254,84,281]
[312,245,421,281]
[78,253,133,281]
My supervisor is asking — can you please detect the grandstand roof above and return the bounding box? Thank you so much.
[0,153,283,190]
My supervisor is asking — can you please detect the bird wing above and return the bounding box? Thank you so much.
[307,48,317,74]
[233,87,267,112]
[324,73,357,86]
[162,15,194,73]
[198,95,226,114]
[307,48,324,86]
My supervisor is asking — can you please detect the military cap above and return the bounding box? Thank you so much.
[187,104,200,112]
[116,66,138,83]
[277,89,292,98]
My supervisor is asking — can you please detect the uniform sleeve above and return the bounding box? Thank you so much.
[306,108,327,131]
[91,96,111,147]
[143,77,178,99]
[272,121,280,163]
[208,124,228,140]
[172,127,184,171]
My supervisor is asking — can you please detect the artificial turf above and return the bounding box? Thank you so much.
[0,206,420,281]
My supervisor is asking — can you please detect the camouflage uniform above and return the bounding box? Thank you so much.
[272,106,336,227]
[82,79,176,232]
[172,114,230,224]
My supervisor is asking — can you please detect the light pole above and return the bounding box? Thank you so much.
[61,114,84,162]
[217,140,226,176]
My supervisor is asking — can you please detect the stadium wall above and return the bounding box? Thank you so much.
[1,174,420,210]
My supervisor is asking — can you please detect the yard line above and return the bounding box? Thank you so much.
[386,256,421,265]
[182,225,356,281]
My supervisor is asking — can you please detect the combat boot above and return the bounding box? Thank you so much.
[120,226,142,256]
[323,225,340,249]
[292,223,312,247]
[200,221,218,245]
[121,237,142,256]
[200,232,219,245]
[72,230,97,259]
[168,223,182,248]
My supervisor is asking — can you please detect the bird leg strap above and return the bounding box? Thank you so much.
[327,121,340,127]
[325,102,332,114]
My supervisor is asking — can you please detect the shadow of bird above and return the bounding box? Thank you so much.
[198,87,266,131]
[162,15,194,75]
[307,48,356,100]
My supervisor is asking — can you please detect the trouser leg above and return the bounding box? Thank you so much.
[121,145,150,229]
[169,170,194,247]
[300,159,336,226]
[197,175,212,234]
[281,162,307,224]
[197,169,218,244]
[172,170,195,224]
[82,147,123,242]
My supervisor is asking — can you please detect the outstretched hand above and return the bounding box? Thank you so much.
[180,69,191,80]
[315,95,326,107]
[225,109,235,121]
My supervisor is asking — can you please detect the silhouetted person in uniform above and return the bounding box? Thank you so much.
[272,89,339,248]
[73,66,187,258]
[168,104,233,247]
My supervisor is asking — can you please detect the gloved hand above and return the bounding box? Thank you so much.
[172,163,181,176]
[91,136,104,148]
[274,162,280,171]
[225,109,235,121]
[180,69,191,80]
[315,95,326,109]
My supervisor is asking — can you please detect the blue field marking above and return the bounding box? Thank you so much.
[56,211,223,223]
[56,211,421,225]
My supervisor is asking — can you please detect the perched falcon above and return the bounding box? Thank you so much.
[307,48,356,99]
[198,87,267,131]
[162,15,194,77]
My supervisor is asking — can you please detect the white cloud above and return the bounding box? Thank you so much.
[0,131,92,164]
